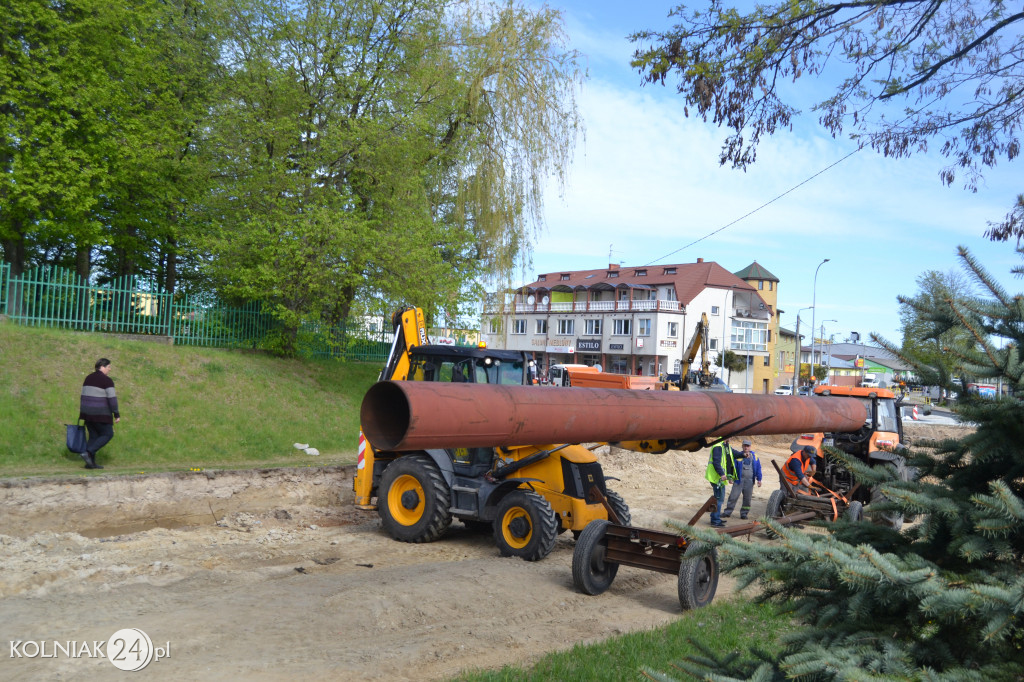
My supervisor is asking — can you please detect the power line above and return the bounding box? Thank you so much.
[642,146,862,267]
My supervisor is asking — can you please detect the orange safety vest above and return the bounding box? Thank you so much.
[784,452,809,487]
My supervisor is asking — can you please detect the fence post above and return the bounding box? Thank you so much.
[0,262,8,316]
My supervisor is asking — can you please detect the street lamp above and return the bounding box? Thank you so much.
[792,306,812,390]
[809,259,830,387]
[817,319,837,385]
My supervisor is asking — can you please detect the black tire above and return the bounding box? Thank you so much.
[493,490,558,561]
[678,543,719,610]
[572,520,619,595]
[605,489,631,526]
[764,489,785,539]
[845,500,864,522]
[378,454,452,543]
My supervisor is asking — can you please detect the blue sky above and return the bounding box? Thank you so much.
[522,2,1022,346]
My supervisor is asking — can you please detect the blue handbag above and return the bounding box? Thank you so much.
[66,421,87,454]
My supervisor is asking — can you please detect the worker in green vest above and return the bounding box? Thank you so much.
[705,437,738,527]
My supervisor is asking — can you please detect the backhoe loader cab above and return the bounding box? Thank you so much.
[778,385,911,528]
[407,345,536,386]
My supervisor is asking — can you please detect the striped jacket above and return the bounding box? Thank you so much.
[80,371,120,423]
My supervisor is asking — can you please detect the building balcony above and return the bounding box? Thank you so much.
[492,299,684,314]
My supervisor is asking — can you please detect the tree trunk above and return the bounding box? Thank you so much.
[2,236,26,316]
[75,245,91,326]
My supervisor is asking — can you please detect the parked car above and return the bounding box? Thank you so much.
[774,384,793,395]
[797,386,811,396]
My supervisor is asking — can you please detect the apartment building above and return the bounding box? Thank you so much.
[481,259,782,393]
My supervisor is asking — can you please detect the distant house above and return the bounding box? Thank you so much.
[481,258,783,393]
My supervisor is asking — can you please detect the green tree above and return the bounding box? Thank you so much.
[716,349,745,384]
[1,0,223,295]
[202,0,581,351]
[888,268,979,401]
[651,247,1024,680]
[630,1,1024,239]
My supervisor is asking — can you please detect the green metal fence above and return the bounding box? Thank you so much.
[0,263,390,362]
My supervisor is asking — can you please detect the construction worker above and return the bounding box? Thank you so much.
[722,439,762,519]
[705,437,738,527]
[784,445,817,494]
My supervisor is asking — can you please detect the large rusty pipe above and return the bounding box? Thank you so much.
[360,381,866,452]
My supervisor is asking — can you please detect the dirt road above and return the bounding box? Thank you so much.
[0,425,964,681]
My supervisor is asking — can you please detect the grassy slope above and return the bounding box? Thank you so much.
[0,323,380,477]
[454,599,787,681]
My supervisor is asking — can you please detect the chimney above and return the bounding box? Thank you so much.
[696,258,703,263]
[608,263,619,270]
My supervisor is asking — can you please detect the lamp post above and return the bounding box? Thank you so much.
[792,306,812,390]
[817,319,837,385]
[809,259,830,388]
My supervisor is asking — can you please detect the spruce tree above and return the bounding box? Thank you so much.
[651,247,1024,681]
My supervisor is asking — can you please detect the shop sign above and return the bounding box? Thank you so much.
[609,343,624,351]
[577,339,601,352]
[659,340,677,348]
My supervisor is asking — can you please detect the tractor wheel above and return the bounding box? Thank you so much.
[764,489,785,539]
[378,454,452,543]
[845,500,864,522]
[493,490,558,561]
[572,520,619,595]
[678,543,719,610]
[605,489,631,526]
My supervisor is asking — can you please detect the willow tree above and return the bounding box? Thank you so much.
[202,0,581,350]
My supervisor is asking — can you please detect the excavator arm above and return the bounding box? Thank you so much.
[355,306,429,507]
[679,313,716,390]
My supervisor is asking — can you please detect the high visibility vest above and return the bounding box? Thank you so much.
[705,443,736,485]
[784,452,807,487]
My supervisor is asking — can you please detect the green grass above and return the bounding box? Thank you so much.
[452,598,789,681]
[0,323,380,477]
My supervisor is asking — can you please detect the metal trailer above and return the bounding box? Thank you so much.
[571,490,815,610]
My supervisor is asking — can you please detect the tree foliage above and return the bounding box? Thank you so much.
[2,0,581,349]
[0,0,221,286]
[716,348,746,382]
[651,248,1024,680]
[887,268,979,393]
[630,0,1024,239]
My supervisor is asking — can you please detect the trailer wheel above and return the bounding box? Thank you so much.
[494,490,558,561]
[605,489,631,526]
[845,500,864,522]
[572,520,619,595]
[678,543,719,610]
[764,489,785,539]
[378,454,452,543]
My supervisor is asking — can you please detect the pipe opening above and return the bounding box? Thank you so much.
[360,381,411,451]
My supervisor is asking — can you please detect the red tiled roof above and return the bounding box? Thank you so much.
[522,261,760,307]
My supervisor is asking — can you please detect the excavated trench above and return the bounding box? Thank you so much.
[0,465,355,538]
